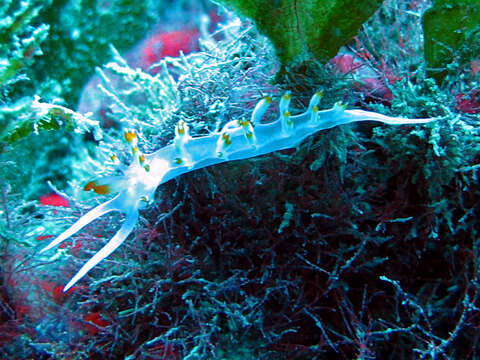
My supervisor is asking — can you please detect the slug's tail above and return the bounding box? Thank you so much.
[346,109,438,125]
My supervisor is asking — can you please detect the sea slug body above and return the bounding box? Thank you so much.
[40,92,437,291]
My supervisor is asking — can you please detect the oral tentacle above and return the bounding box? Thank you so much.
[63,210,139,292]
[40,195,122,254]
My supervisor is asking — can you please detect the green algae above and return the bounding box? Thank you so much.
[422,0,480,83]
[214,0,383,66]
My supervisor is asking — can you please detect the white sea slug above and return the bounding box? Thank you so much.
[40,92,437,291]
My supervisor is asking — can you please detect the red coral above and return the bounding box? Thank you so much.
[330,54,362,74]
[471,59,480,76]
[39,193,69,207]
[83,312,110,335]
[36,234,54,241]
[39,280,77,305]
[455,90,480,114]
[142,29,200,67]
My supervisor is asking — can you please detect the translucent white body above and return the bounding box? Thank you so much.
[40,93,437,291]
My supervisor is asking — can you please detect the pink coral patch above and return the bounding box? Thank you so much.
[455,90,480,114]
[83,312,110,335]
[330,54,362,74]
[142,28,200,67]
[36,234,54,241]
[471,60,480,76]
[39,193,69,207]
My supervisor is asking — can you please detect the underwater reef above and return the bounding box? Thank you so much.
[1,0,480,359]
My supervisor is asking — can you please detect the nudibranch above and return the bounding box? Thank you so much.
[40,92,437,291]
